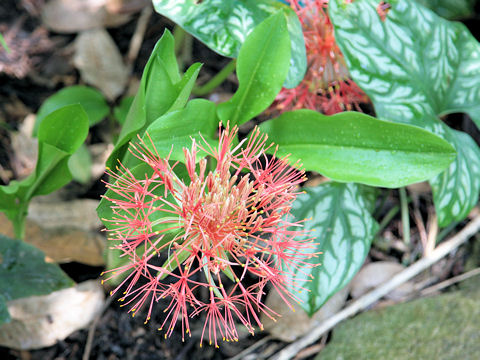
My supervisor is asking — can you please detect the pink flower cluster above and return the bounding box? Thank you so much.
[102,124,318,347]
[273,0,368,115]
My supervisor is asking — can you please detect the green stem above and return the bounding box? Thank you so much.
[399,187,410,245]
[193,59,237,96]
[377,205,400,235]
[12,203,27,240]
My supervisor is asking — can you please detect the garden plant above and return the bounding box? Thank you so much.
[1,0,480,357]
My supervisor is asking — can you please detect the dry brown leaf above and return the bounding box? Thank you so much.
[0,20,53,78]
[262,286,350,342]
[0,201,105,266]
[0,280,105,350]
[41,0,131,33]
[351,261,415,301]
[407,181,431,197]
[73,28,129,100]
[28,199,103,231]
[106,0,149,14]
[10,114,38,179]
[90,143,112,180]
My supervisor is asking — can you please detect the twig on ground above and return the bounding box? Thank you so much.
[412,201,427,251]
[126,5,153,71]
[293,336,327,360]
[420,267,480,296]
[82,295,114,360]
[228,335,273,360]
[425,208,438,257]
[271,215,480,360]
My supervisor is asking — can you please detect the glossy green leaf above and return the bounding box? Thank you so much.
[416,0,476,19]
[0,234,74,305]
[0,105,88,201]
[38,104,89,153]
[152,0,306,88]
[33,104,89,196]
[259,110,456,188]
[0,105,88,238]
[329,0,480,226]
[107,30,202,169]
[217,12,291,126]
[290,183,378,315]
[67,144,92,184]
[34,85,109,134]
[0,295,10,325]
[142,99,218,163]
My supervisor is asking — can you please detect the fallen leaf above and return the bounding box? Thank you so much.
[90,143,112,180]
[10,114,38,179]
[0,200,106,266]
[0,280,105,350]
[0,20,53,78]
[106,0,149,14]
[41,0,131,33]
[262,286,350,342]
[28,199,103,231]
[351,261,415,301]
[73,28,129,100]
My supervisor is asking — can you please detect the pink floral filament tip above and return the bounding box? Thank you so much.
[102,124,319,347]
[272,0,368,115]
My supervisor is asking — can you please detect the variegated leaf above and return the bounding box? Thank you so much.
[290,182,378,315]
[152,0,306,88]
[329,0,480,226]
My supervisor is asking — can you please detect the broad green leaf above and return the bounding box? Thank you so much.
[0,105,88,200]
[34,85,109,133]
[329,0,480,226]
[0,105,88,238]
[0,295,10,325]
[217,12,291,126]
[152,0,306,88]
[416,0,476,19]
[143,99,218,162]
[107,30,202,169]
[32,104,89,196]
[38,104,89,153]
[291,182,378,315]
[67,144,92,184]
[259,110,456,188]
[0,234,74,303]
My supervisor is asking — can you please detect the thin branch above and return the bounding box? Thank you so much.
[420,267,480,296]
[228,335,273,360]
[82,295,114,360]
[271,215,480,360]
[126,5,153,71]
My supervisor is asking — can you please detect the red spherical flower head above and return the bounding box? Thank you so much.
[272,0,368,115]
[101,124,319,347]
